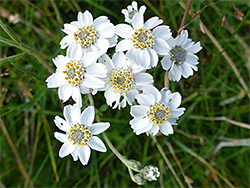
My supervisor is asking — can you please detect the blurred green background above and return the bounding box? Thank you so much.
[0,0,249,187]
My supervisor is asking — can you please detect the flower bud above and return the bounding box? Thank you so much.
[133,173,145,185]
[142,165,160,181]
[127,160,142,171]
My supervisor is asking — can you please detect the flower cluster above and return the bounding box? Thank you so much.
[46,1,202,184]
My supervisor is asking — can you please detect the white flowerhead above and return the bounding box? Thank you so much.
[121,1,146,24]
[142,165,160,181]
[54,104,110,166]
[46,50,107,103]
[99,52,154,109]
[60,10,117,56]
[115,13,172,69]
[161,30,202,82]
[130,85,185,136]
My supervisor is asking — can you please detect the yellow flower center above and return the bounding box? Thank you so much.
[108,67,135,93]
[62,60,86,87]
[74,25,98,48]
[147,102,171,126]
[131,28,155,49]
[67,124,92,146]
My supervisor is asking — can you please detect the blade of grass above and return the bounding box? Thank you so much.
[0,52,27,65]
[0,19,20,42]
[0,118,30,183]
[43,115,59,182]
[175,140,236,188]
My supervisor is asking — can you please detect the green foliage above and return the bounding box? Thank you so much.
[0,0,249,187]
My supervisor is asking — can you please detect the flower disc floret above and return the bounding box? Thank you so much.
[62,60,86,87]
[170,46,187,65]
[108,67,135,93]
[148,102,171,126]
[74,25,98,48]
[67,123,92,146]
[131,28,155,49]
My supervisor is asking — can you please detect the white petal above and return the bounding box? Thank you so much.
[161,55,172,71]
[93,16,108,27]
[94,39,109,53]
[135,73,153,85]
[87,63,107,78]
[142,85,161,102]
[185,53,198,65]
[59,141,75,158]
[89,136,107,152]
[112,51,128,68]
[168,92,182,109]
[58,85,72,103]
[153,25,171,40]
[132,12,144,29]
[136,49,150,69]
[148,48,158,68]
[153,38,170,55]
[90,122,110,135]
[78,10,93,26]
[71,147,79,161]
[126,48,138,64]
[130,117,150,131]
[52,55,68,69]
[126,89,139,105]
[80,106,95,126]
[54,116,71,132]
[60,35,74,49]
[144,17,163,29]
[186,42,202,53]
[96,22,115,38]
[170,65,181,82]
[160,121,174,136]
[62,23,77,35]
[98,54,114,70]
[107,34,118,48]
[181,62,194,78]
[160,88,172,104]
[82,51,100,67]
[115,39,133,52]
[71,86,82,104]
[54,132,67,143]
[63,105,74,125]
[146,125,159,136]
[70,21,81,28]
[170,108,185,118]
[104,88,117,106]
[78,145,91,165]
[136,93,155,106]
[66,43,82,61]
[131,105,149,117]
[83,75,105,88]
[46,73,65,88]
[115,24,134,38]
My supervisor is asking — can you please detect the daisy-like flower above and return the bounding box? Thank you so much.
[46,48,107,103]
[54,104,110,166]
[121,1,146,24]
[60,10,117,56]
[130,85,185,136]
[99,52,154,109]
[161,30,202,81]
[115,13,171,69]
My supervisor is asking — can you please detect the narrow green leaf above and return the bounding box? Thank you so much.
[0,19,20,43]
[0,52,27,65]
[11,62,43,82]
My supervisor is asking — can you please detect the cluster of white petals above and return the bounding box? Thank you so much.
[46,0,202,171]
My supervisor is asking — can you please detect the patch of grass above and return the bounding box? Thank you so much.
[0,0,249,187]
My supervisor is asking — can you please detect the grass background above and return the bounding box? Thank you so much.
[0,0,249,187]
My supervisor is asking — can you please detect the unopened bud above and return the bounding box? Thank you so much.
[128,160,142,171]
[142,165,160,181]
[221,15,226,27]
[133,173,145,185]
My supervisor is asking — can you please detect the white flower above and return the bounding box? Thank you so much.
[54,104,110,166]
[143,165,160,181]
[115,13,171,69]
[46,49,107,103]
[60,10,117,56]
[161,30,202,82]
[100,52,154,109]
[130,85,185,136]
[121,1,146,24]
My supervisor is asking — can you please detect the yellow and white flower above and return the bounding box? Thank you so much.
[121,1,146,24]
[54,104,110,166]
[130,85,185,136]
[161,30,202,81]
